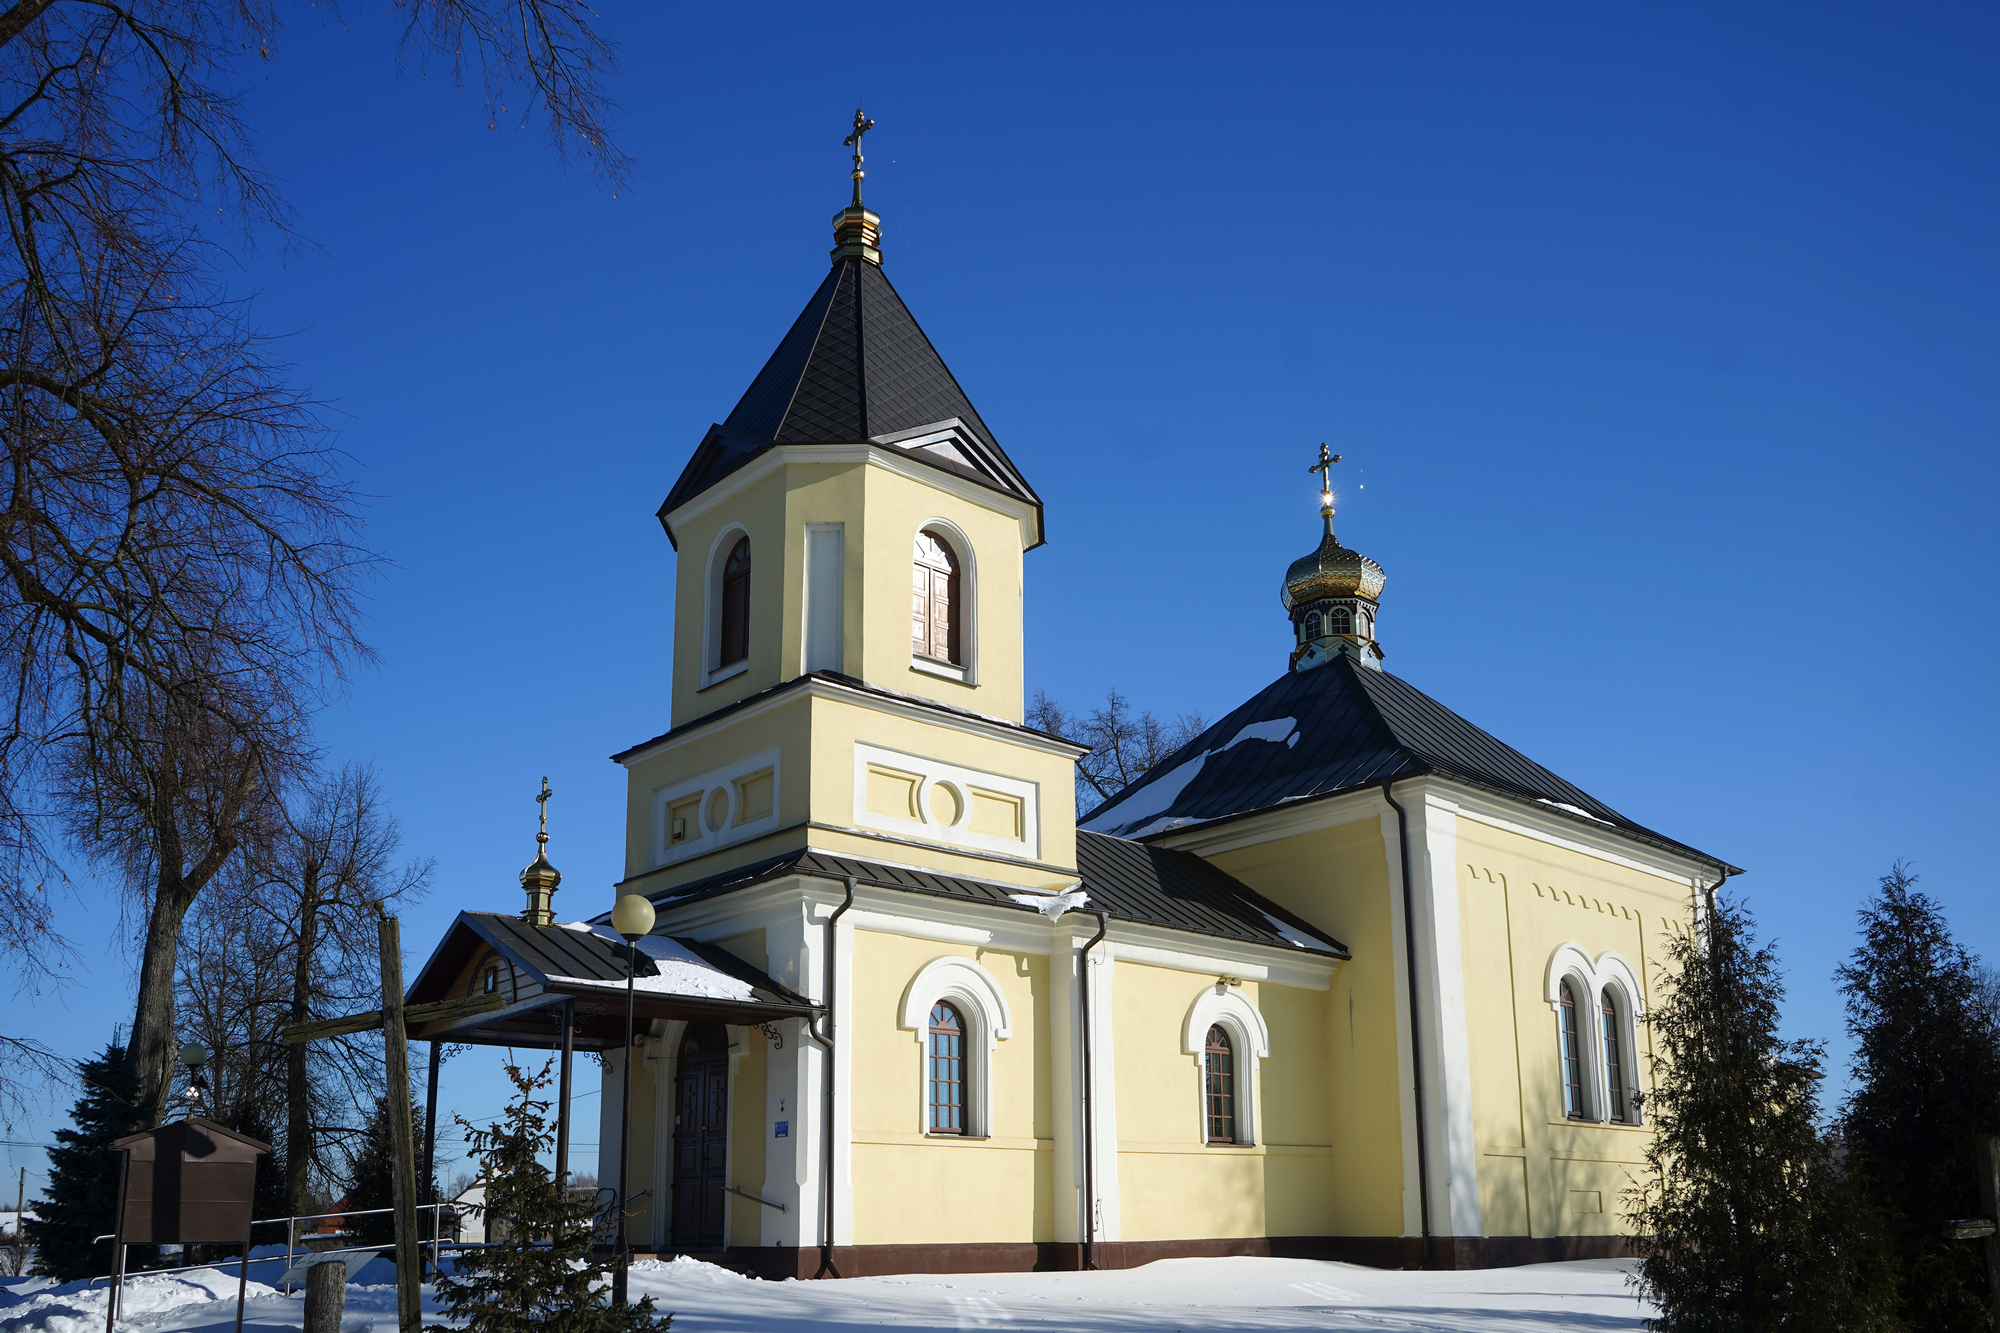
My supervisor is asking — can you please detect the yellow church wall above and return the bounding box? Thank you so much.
[664,454,1032,735]
[618,689,812,885]
[1110,962,1338,1242]
[1200,814,1410,1237]
[728,1025,768,1247]
[845,928,1053,1245]
[850,462,1028,723]
[1454,818,1696,1239]
[623,1049,659,1243]
[805,694,1079,881]
[667,464,799,728]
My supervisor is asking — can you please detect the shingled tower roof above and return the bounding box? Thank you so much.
[658,225,1042,545]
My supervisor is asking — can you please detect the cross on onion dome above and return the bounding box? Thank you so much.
[1308,443,1343,509]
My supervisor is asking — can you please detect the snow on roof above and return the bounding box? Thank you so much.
[554,923,756,1001]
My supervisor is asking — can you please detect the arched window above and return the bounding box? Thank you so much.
[912,531,960,664]
[1304,611,1322,640]
[1558,980,1586,1118]
[1359,611,1373,638]
[927,1001,966,1134]
[1329,606,1353,635]
[1204,1025,1237,1144]
[719,537,751,667]
[1602,992,1627,1123]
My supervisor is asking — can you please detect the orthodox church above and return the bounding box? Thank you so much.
[407,117,1736,1277]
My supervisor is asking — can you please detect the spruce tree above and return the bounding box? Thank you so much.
[428,1061,670,1333]
[1838,864,2000,1333]
[346,1092,427,1251]
[25,1041,144,1280]
[1628,890,1901,1332]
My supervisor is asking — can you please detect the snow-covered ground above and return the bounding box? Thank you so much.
[0,1254,1653,1332]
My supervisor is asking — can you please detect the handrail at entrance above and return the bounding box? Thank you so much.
[723,1185,786,1213]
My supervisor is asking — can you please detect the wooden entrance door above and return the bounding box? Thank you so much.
[670,1023,729,1250]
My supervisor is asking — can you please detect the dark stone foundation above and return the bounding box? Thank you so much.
[643,1233,1639,1281]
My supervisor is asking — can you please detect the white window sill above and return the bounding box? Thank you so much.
[701,660,749,691]
[911,656,970,684]
[923,1131,990,1141]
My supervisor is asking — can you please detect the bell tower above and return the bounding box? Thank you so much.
[614,113,1081,900]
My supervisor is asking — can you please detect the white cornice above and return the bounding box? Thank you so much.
[662,444,1040,552]
[1152,775,1719,889]
[615,673,1088,770]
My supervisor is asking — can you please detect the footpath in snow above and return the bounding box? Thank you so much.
[0,1254,1652,1333]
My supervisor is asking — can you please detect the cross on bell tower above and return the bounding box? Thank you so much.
[831,108,883,265]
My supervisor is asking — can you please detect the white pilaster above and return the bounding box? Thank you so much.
[1408,789,1482,1238]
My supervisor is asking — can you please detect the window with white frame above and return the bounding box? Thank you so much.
[1183,984,1269,1146]
[1545,943,1648,1126]
[702,525,754,683]
[909,520,977,684]
[900,956,1012,1138]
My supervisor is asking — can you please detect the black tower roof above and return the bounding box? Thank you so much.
[659,255,1042,546]
[1080,654,1737,874]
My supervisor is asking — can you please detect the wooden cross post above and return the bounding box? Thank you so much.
[377,909,422,1333]
[279,935,506,1332]
[1980,1135,2000,1323]
[1945,1134,2000,1326]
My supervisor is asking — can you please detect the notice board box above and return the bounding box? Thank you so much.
[111,1118,269,1245]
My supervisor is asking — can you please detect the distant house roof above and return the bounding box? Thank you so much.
[1080,653,1738,874]
[657,256,1043,545]
[621,835,1348,961]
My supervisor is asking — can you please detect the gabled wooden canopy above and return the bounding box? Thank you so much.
[403,910,821,1050]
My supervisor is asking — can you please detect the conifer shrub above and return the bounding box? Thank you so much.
[1838,864,2000,1333]
[428,1061,670,1333]
[25,1041,143,1280]
[1628,890,1901,1332]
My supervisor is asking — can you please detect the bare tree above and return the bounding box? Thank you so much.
[0,0,625,1109]
[1029,688,1209,814]
[179,761,431,1211]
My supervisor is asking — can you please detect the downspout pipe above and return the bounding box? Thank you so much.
[1078,909,1108,1272]
[1379,779,1434,1269]
[806,876,855,1279]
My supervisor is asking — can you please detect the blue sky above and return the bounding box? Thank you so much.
[8,2,1998,1196]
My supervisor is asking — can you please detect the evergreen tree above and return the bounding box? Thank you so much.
[1629,890,1901,1332]
[220,1097,289,1238]
[346,1093,409,1250]
[429,1061,669,1333]
[25,1041,144,1280]
[1838,863,2000,1333]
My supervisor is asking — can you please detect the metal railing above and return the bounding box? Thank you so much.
[88,1202,459,1293]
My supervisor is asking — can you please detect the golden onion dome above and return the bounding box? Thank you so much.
[1282,511,1385,608]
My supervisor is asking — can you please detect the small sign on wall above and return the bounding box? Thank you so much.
[774,1121,789,1138]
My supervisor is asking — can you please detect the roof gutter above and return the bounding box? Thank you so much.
[1079,909,1109,1271]
[806,875,855,1278]
[1379,778,1433,1270]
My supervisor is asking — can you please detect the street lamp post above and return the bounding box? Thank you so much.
[609,893,655,1307]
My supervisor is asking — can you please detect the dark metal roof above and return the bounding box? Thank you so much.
[609,669,1087,765]
[1080,653,1737,873]
[628,836,1347,961]
[406,911,819,1019]
[658,257,1043,545]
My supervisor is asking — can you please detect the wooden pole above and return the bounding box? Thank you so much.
[377,910,421,1333]
[232,1242,250,1333]
[555,1000,574,1199]
[422,1041,441,1279]
[1978,1135,2000,1326]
